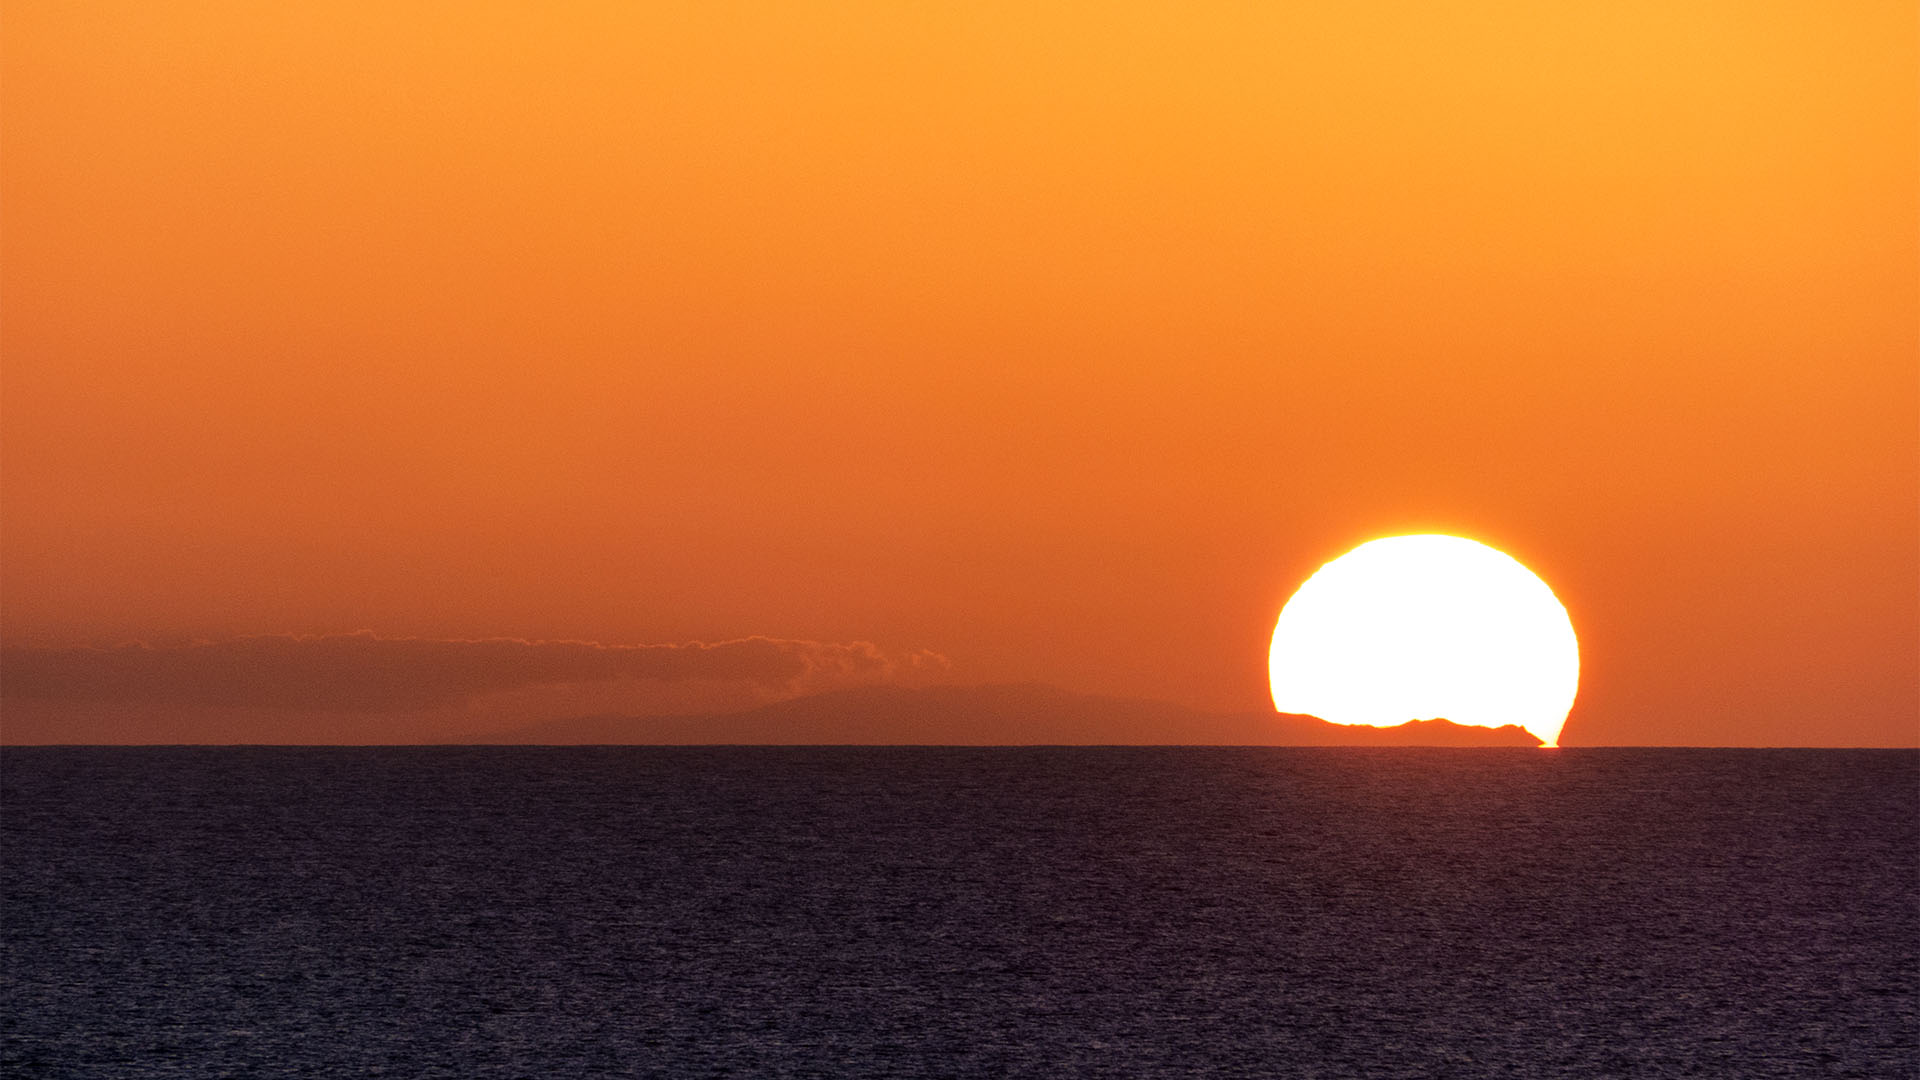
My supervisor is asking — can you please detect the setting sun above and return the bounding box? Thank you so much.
[1269,535,1580,747]
[2,3,1913,1076]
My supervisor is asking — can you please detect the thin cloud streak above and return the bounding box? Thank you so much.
[0,633,950,712]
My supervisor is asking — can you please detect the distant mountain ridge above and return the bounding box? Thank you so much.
[477,682,1544,747]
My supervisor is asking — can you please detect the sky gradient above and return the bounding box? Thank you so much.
[3,2,1914,745]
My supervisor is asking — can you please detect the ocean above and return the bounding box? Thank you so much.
[4,747,1914,1078]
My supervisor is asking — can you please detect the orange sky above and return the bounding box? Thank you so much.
[3,2,1914,745]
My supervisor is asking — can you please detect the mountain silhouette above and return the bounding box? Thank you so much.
[476,682,1544,746]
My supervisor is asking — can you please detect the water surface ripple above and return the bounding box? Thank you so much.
[4,747,1914,1077]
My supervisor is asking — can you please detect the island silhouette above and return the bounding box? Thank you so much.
[477,682,1544,747]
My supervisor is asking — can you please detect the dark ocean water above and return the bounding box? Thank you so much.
[3,747,1915,1078]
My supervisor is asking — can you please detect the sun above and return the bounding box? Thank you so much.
[1268,534,1579,747]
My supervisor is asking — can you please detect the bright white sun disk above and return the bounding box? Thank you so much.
[1268,535,1579,747]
